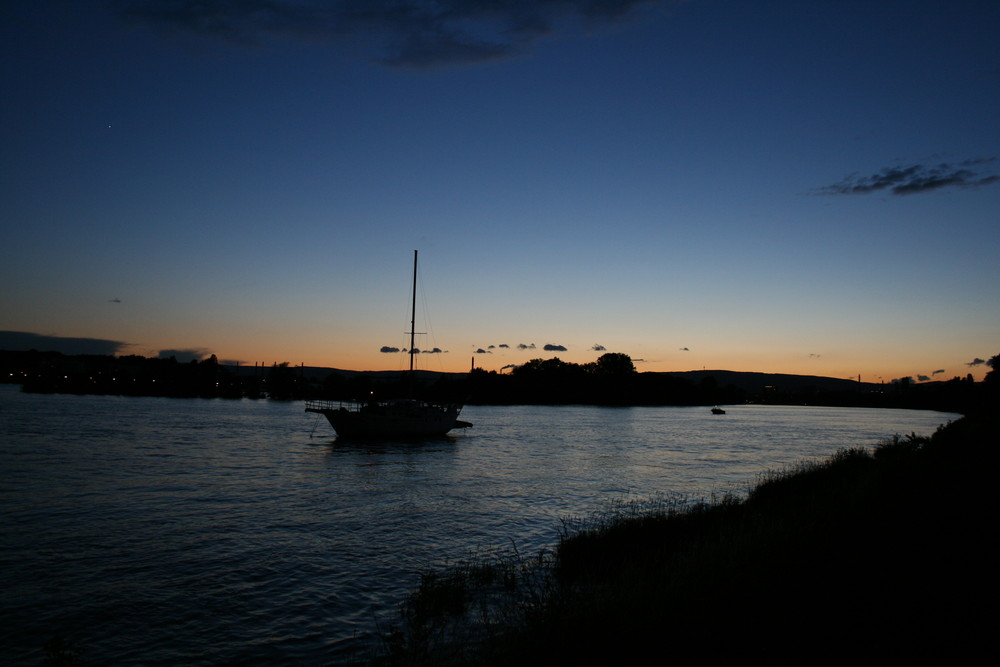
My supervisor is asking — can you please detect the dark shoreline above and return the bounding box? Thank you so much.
[1,349,986,413]
[376,407,998,664]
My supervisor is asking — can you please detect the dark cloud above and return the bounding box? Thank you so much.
[543,343,567,352]
[679,347,689,351]
[498,344,510,349]
[517,343,536,350]
[591,344,606,351]
[932,369,945,375]
[423,347,445,354]
[816,159,999,196]
[0,331,128,356]
[475,348,491,354]
[113,0,663,68]
[501,363,517,370]
[917,374,930,382]
[967,357,985,367]
[808,353,821,358]
[158,348,211,362]
[380,346,401,353]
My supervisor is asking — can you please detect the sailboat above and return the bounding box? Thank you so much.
[305,250,472,438]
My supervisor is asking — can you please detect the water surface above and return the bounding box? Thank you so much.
[0,387,957,664]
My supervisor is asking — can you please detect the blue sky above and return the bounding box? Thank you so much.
[2,0,998,381]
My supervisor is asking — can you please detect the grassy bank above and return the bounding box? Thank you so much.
[378,411,998,664]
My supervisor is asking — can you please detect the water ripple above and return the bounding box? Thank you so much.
[0,387,956,664]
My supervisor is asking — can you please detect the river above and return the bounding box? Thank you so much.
[0,385,958,664]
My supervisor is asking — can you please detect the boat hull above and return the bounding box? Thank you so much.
[306,400,470,438]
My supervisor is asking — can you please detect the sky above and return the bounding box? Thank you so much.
[2,0,998,382]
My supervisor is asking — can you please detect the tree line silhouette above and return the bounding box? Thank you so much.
[3,349,996,413]
[463,353,995,412]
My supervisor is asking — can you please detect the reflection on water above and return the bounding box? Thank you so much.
[0,386,956,664]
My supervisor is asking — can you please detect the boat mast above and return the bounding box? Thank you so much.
[404,249,420,400]
[409,249,418,376]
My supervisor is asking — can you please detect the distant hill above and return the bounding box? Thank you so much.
[662,369,877,393]
[225,364,464,383]
[3,350,980,411]
[227,364,877,393]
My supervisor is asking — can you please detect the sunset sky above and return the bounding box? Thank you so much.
[3,0,998,382]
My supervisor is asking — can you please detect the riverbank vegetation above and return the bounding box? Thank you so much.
[375,404,998,664]
[3,349,994,413]
[464,354,988,411]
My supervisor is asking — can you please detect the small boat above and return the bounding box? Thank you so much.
[305,250,471,438]
[711,406,726,415]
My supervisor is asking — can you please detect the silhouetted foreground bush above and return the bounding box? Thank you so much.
[378,410,998,664]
